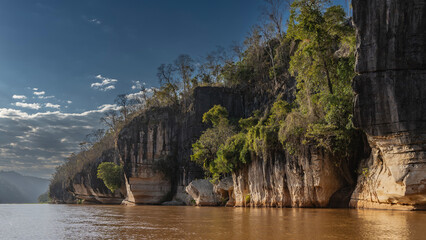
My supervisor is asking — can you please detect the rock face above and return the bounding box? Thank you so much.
[350,0,426,210]
[71,149,125,204]
[117,84,366,207]
[118,107,177,204]
[185,179,219,206]
[213,177,234,206]
[232,145,363,208]
[117,87,246,204]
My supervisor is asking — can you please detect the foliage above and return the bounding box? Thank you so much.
[281,0,356,156]
[191,105,235,175]
[202,105,229,127]
[97,162,123,192]
[212,133,251,182]
[192,98,291,182]
[245,194,251,204]
[190,1,356,183]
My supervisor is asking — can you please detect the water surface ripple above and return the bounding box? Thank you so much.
[1,204,425,239]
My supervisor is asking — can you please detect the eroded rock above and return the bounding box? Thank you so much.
[232,146,357,207]
[213,177,234,206]
[185,179,219,206]
[71,149,125,204]
[350,0,426,210]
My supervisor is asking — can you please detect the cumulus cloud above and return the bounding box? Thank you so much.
[67,101,72,104]
[0,104,119,178]
[33,91,45,96]
[12,102,41,110]
[90,74,118,91]
[45,103,60,109]
[12,95,27,100]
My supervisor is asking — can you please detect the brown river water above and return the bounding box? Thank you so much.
[0,204,425,239]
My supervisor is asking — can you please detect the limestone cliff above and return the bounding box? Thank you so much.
[117,87,245,204]
[117,107,177,204]
[227,133,368,208]
[71,149,125,204]
[51,1,425,209]
[350,0,426,210]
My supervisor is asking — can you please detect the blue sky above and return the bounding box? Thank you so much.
[0,0,266,112]
[0,0,349,178]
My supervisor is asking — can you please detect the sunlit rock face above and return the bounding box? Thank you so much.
[232,146,362,208]
[71,149,125,204]
[350,0,426,210]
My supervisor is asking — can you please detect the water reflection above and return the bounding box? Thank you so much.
[0,204,425,239]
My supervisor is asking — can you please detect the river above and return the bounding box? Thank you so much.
[0,204,425,239]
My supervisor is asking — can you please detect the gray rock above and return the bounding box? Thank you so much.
[185,179,219,206]
[117,87,246,204]
[213,177,234,206]
[350,0,426,210]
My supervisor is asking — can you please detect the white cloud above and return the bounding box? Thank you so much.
[126,87,157,100]
[45,103,60,109]
[38,95,54,99]
[89,18,101,25]
[33,88,38,91]
[67,101,72,104]
[131,81,145,90]
[33,91,45,96]
[12,95,27,100]
[103,85,115,91]
[90,74,118,91]
[0,104,120,178]
[97,104,120,112]
[12,102,41,110]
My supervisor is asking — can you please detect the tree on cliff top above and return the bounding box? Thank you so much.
[281,0,356,156]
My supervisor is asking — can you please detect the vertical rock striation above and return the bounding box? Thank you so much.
[118,107,178,204]
[350,0,426,210]
[71,149,125,204]
[231,144,362,208]
[117,87,246,204]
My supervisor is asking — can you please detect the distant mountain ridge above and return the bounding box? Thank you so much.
[0,171,49,203]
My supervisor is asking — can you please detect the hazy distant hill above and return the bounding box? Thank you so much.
[0,171,49,203]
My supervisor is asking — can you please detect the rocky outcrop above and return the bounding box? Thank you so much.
[232,145,362,208]
[71,149,125,204]
[117,87,246,205]
[350,0,426,210]
[213,177,234,206]
[185,179,219,206]
[118,107,177,204]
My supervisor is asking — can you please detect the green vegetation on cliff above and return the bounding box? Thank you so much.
[97,162,123,192]
[191,0,357,181]
[283,0,356,156]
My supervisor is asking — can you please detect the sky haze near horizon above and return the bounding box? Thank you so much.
[0,0,349,178]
